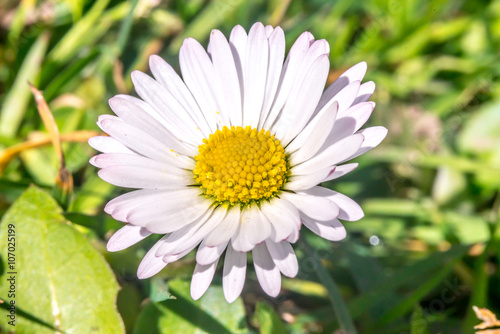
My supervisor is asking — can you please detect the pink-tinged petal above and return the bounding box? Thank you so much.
[107,224,152,252]
[292,133,364,175]
[261,198,300,242]
[253,243,281,297]
[343,126,388,161]
[204,208,240,247]
[243,22,269,128]
[196,240,228,265]
[353,81,375,105]
[191,260,219,300]
[223,244,247,303]
[209,29,243,126]
[284,167,332,191]
[281,192,340,221]
[323,163,358,182]
[301,186,364,221]
[88,136,132,154]
[327,102,375,143]
[137,236,169,279]
[301,215,347,241]
[265,240,298,278]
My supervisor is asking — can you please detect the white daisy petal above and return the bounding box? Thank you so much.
[265,240,298,278]
[253,243,281,297]
[247,207,272,245]
[229,25,247,89]
[179,38,228,129]
[231,208,255,252]
[98,116,194,169]
[109,96,197,157]
[223,243,247,303]
[288,101,338,165]
[281,192,340,221]
[210,29,243,126]
[263,31,313,129]
[88,136,132,154]
[301,186,364,221]
[149,55,212,137]
[137,236,169,279]
[196,240,228,265]
[292,133,364,175]
[259,27,285,128]
[344,126,388,161]
[243,22,269,128]
[316,61,367,113]
[107,224,152,252]
[284,167,332,191]
[204,208,241,247]
[261,198,300,242]
[131,71,204,144]
[353,81,375,105]
[327,102,375,143]
[323,163,358,182]
[301,215,347,241]
[191,260,219,300]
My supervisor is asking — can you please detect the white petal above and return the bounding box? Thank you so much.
[281,191,340,221]
[88,136,132,154]
[109,96,197,157]
[264,25,273,36]
[107,224,152,252]
[191,260,219,300]
[180,38,228,129]
[231,208,255,252]
[204,208,240,247]
[301,215,346,241]
[137,236,169,279]
[284,167,332,191]
[141,199,213,233]
[263,31,312,129]
[210,29,243,126]
[229,25,247,93]
[292,133,364,175]
[131,71,205,144]
[288,101,338,166]
[156,206,226,257]
[149,55,212,137]
[98,164,192,190]
[253,243,281,297]
[353,81,375,105]
[274,39,329,143]
[301,186,364,221]
[243,22,269,128]
[260,198,300,242]
[323,163,358,182]
[97,116,194,169]
[246,207,272,245]
[196,240,227,265]
[223,243,247,303]
[327,102,375,143]
[344,126,388,161]
[258,27,285,128]
[265,240,298,277]
[316,61,366,113]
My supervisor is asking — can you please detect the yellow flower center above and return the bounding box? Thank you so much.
[193,126,288,206]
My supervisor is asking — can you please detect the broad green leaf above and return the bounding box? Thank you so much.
[133,279,247,334]
[254,302,287,334]
[0,185,124,333]
[410,305,429,334]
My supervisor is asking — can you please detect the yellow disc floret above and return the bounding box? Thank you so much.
[193,126,288,206]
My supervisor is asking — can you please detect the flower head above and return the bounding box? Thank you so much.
[89,22,387,302]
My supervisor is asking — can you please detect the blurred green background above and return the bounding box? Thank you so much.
[0,0,499,333]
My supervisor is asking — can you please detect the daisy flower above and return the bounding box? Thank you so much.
[89,22,387,303]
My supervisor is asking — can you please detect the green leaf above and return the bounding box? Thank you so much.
[410,305,429,334]
[0,185,124,333]
[254,301,287,334]
[133,279,247,334]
